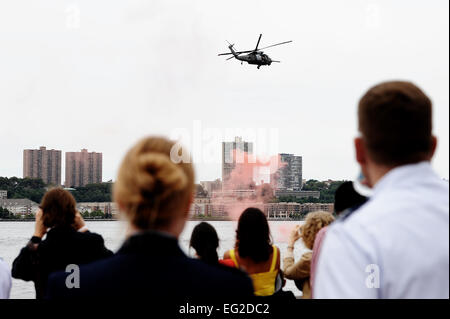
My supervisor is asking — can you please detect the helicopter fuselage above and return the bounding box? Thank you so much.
[236,52,272,66]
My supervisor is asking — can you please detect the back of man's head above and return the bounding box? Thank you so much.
[358,81,433,166]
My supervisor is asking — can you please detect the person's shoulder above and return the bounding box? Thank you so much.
[343,173,449,230]
[273,245,281,261]
[0,257,10,272]
[323,212,376,257]
[337,196,389,233]
[189,257,243,278]
[44,227,104,243]
[187,258,253,289]
[46,267,70,298]
[76,230,103,239]
[223,249,232,259]
[47,252,122,298]
[75,230,106,245]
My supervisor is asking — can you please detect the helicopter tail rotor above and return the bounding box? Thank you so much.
[226,40,235,48]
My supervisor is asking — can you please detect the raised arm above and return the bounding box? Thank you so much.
[12,209,47,281]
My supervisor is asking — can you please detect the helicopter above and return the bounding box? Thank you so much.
[218,34,292,69]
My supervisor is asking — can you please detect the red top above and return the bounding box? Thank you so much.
[219,259,236,268]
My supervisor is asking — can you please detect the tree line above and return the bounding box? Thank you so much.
[1,176,345,206]
[0,177,47,203]
[276,180,346,204]
[80,209,113,219]
[0,177,112,203]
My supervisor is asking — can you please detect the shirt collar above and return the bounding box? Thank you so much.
[118,229,184,256]
[372,161,433,196]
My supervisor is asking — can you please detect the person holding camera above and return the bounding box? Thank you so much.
[224,207,282,297]
[12,188,113,299]
[283,211,335,299]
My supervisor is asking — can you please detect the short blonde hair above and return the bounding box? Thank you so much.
[113,136,194,230]
[301,211,335,249]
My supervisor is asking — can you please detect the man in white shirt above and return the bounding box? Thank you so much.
[314,81,449,299]
[0,257,12,299]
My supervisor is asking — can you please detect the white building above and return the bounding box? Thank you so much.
[0,199,39,216]
[76,202,119,217]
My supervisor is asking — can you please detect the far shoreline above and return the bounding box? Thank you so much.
[0,217,303,222]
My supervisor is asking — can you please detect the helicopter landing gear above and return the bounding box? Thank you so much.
[257,65,261,69]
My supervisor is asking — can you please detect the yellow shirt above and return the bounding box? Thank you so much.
[229,245,278,296]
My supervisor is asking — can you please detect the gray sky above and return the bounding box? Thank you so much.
[0,0,448,183]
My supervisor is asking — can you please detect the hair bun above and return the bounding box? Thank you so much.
[136,152,188,200]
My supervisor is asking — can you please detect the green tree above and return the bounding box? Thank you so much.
[90,210,105,218]
[0,207,13,219]
[0,176,46,203]
[275,180,347,204]
[70,183,113,202]
[81,211,90,218]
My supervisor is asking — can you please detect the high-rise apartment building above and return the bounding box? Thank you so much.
[65,149,102,187]
[271,153,303,191]
[222,136,253,183]
[23,146,62,185]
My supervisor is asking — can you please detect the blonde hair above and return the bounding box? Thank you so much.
[113,136,194,230]
[301,211,335,249]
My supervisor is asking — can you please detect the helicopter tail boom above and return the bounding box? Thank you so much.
[228,44,239,58]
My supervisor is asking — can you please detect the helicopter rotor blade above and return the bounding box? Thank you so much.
[226,56,235,60]
[255,34,262,51]
[271,60,281,63]
[258,40,292,51]
[218,50,253,56]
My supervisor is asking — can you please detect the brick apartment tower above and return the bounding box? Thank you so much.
[23,146,62,185]
[65,149,102,187]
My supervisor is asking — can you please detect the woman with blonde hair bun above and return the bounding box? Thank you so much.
[114,136,195,233]
[47,136,253,299]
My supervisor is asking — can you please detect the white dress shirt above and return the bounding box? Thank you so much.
[0,257,12,299]
[314,162,449,299]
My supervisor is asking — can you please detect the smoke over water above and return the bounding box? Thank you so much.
[206,149,304,243]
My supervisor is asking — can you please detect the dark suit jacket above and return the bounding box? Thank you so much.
[47,231,254,299]
[12,226,113,299]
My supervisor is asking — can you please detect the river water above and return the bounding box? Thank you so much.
[0,220,307,299]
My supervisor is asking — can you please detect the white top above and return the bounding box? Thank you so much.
[0,257,12,299]
[314,162,449,299]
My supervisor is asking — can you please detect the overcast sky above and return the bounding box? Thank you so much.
[0,0,448,183]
